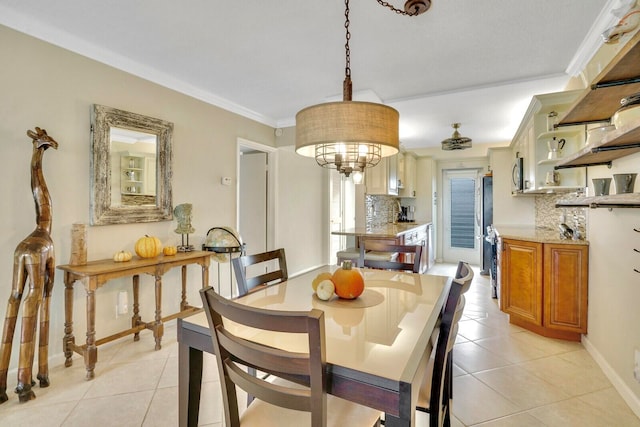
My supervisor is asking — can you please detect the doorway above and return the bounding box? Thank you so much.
[329,172,356,265]
[442,168,481,265]
[237,139,277,276]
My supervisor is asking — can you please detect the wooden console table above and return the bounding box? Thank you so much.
[57,250,211,380]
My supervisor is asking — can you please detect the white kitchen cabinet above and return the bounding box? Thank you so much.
[365,154,398,195]
[511,90,586,195]
[400,153,417,198]
[120,152,156,196]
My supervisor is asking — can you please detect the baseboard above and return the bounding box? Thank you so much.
[582,335,640,419]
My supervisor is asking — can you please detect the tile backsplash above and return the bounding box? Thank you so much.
[367,192,588,240]
[535,192,587,239]
[365,195,399,227]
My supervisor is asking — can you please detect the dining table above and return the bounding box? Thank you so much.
[177,265,451,427]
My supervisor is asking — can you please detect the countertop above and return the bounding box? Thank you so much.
[331,222,430,238]
[494,225,589,245]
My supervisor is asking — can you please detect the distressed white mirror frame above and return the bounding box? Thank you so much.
[90,104,173,225]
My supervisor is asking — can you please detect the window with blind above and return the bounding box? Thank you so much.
[450,177,476,249]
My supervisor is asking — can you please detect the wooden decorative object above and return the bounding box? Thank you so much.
[0,127,58,403]
[70,223,87,266]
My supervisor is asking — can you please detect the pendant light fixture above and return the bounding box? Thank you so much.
[441,123,472,151]
[295,0,429,177]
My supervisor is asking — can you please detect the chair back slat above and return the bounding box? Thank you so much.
[360,241,423,273]
[232,248,288,296]
[200,286,327,427]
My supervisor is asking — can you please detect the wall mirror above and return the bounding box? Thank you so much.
[90,104,173,225]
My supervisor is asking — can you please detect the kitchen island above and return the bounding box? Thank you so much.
[332,222,433,273]
[495,225,589,341]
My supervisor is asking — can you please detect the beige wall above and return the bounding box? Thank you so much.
[0,25,326,372]
[583,151,640,408]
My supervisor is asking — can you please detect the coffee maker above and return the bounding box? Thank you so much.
[547,137,566,160]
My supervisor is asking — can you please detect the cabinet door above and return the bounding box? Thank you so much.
[543,244,588,333]
[400,154,416,197]
[365,157,388,195]
[501,239,543,325]
[388,154,398,195]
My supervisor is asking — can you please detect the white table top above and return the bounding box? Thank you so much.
[184,265,450,384]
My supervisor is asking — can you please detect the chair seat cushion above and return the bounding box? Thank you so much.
[240,378,381,426]
[336,248,360,260]
[364,251,398,262]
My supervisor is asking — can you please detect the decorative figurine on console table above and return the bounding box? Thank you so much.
[174,203,195,252]
[0,128,58,403]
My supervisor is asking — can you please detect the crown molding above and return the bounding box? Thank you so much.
[566,0,634,76]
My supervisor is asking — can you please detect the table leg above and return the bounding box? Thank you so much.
[132,275,141,341]
[384,414,411,427]
[179,342,203,427]
[180,266,188,311]
[84,290,97,380]
[153,275,163,350]
[202,262,209,289]
[63,275,75,367]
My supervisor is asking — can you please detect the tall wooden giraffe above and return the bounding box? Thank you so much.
[0,127,58,403]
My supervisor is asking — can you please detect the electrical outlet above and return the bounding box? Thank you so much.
[635,349,640,383]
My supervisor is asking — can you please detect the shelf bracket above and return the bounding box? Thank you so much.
[591,143,640,153]
[555,162,611,170]
[591,76,640,90]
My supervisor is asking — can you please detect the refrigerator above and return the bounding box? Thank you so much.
[481,176,493,266]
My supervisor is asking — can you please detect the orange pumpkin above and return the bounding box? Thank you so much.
[162,245,178,256]
[134,235,162,258]
[332,260,364,299]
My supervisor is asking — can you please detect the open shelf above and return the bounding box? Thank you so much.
[556,193,640,208]
[555,124,640,169]
[559,31,640,126]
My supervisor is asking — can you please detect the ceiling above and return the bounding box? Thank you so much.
[0,0,621,153]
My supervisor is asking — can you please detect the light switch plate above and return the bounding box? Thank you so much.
[634,349,640,383]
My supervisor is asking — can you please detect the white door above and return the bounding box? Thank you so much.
[442,169,481,265]
[237,140,277,296]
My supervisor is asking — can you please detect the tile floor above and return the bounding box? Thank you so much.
[1,263,639,426]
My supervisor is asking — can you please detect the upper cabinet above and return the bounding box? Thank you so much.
[556,30,640,169]
[365,154,398,196]
[400,153,417,198]
[511,90,586,194]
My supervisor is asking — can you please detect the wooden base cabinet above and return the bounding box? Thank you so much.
[500,238,588,341]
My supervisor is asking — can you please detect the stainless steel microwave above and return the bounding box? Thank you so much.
[512,157,524,193]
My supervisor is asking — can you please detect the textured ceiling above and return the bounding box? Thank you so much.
[0,0,618,151]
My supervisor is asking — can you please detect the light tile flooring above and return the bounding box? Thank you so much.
[1,263,639,426]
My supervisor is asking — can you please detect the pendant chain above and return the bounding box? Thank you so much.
[344,0,351,79]
[376,0,420,16]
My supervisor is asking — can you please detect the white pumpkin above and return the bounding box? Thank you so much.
[316,280,335,301]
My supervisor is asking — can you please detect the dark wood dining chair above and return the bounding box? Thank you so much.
[359,240,423,273]
[232,248,288,296]
[415,261,472,427]
[199,286,382,427]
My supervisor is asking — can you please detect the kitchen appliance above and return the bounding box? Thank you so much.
[481,175,495,296]
[547,137,565,160]
[511,156,524,193]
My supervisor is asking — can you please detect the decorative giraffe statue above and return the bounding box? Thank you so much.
[0,127,58,403]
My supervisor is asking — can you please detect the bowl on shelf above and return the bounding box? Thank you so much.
[612,93,640,130]
[592,178,612,196]
[585,124,615,146]
[613,173,637,194]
